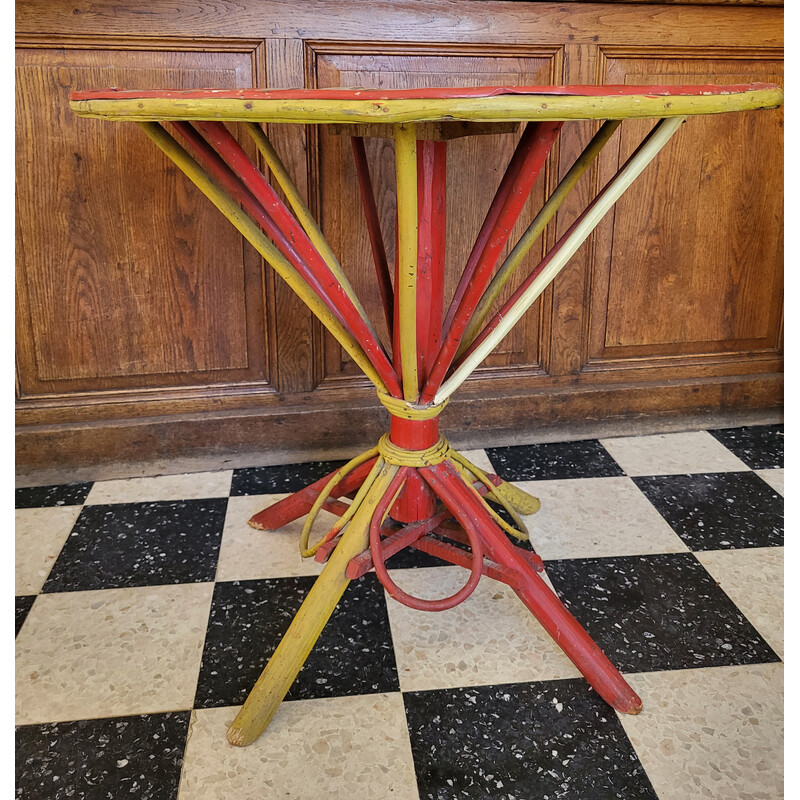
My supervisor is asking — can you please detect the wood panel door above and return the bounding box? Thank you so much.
[15,42,274,406]
[585,50,783,379]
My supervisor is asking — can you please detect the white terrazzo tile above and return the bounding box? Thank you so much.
[15,583,213,725]
[385,565,580,692]
[178,695,419,800]
[755,468,784,496]
[695,547,783,658]
[84,470,232,505]
[599,431,749,476]
[216,494,328,580]
[515,476,688,560]
[456,448,496,474]
[15,506,82,595]
[618,663,783,800]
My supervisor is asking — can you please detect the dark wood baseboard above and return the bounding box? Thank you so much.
[16,373,782,486]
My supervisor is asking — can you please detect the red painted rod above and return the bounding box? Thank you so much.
[422,459,642,714]
[421,121,562,402]
[193,121,402,398]
[415,140,448,385]
[389,139,447,523]
[73,83,780,102]
[170,122,352,332]
[371,467,485,612]
[248,457,377,531]
[351,136,394,337]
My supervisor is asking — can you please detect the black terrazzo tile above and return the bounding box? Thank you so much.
[15,482,92,509]
[708,423,784,469]
[194,572,398,707]
[231,459,349,495]
[41,499,227,593]
[384,544,452,569]
[16,711,190,800]
[545,553,780,673]
[485,440,625,481]
[404,679,657,800]
[632,472,783,551]
[15,596,35,638]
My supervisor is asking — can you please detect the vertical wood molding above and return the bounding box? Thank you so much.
[265,37,318,394]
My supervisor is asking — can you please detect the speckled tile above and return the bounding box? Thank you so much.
[485,440,625,481]
[695,547,783,658]
[194,573,398,708]
[386,566,580,692]
[216,494,326,580]
[179,696,419,800]
[84,470,232,505]
[404,679,657,800]
[707,423,784,469]
[42,499,227,593]
[231,458,348,496]
[16,583,213,725]
[15,596,35,638]
[545,553,780,673]
[632,472,783,551]
[16,711,190,800]
[513,477,687,560]
[599,431,749,476]
[618,663,783,800]
[756,468,784,496]
[16,505,82,594]
[15,482,92,509]
[457,448,496,474]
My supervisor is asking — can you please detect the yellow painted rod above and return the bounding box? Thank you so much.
[244,121,382,346]
[227,461,399,747]
[435,116,687,405]
[394,124,419,402]
[458,119,622,355]
[135,122,388,393]
[71,88,783,124]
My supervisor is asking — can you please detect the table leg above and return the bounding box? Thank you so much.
[227,460,399,746]
[422,459,642,714]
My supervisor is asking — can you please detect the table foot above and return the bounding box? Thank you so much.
[227,461,399,746]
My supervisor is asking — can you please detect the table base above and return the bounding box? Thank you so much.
[228,429,642,747]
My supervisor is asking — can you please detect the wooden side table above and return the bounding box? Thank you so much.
[70,82,782,747]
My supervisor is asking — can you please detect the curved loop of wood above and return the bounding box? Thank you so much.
[369,466,485,612]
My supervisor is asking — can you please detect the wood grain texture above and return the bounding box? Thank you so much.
[587,51,783,367]
[15,44,270,394]
[15,1,783,47]
[14,0,783,476]
[312,47,562,383]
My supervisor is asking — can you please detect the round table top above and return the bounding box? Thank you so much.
[70,83,782,124]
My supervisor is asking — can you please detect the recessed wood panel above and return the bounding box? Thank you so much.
[311,48,563,383]
[15,46,269,394]
[586,53,783,367]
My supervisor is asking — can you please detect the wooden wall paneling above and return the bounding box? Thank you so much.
[15,39,274,406]
[15,1,783,49]
[585,49,783,375]
[14,2,783,479]
[309,44,564,387]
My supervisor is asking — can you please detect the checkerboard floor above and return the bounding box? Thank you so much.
[16,424,784,799]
